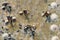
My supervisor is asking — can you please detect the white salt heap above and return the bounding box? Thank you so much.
[50,24,59,32]
[51,36,59,40]
[50,13,58,22]
[2,33,8,38]
[50,2,58,9]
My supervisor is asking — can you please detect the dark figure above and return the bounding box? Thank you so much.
[5,16,16,26]
[8,34,11,37]
[5,21,9,25]
[20,13,23,15]
[23,10,28,14]
[24,25,31,34]
[23,10,29,20]
[19,11,23,15]
[24,27,28,34]
[7,16,13,27]
[12,19,16,22]
[6,6,12,13]
[10,19,14,27]
[16,30,20,32]
[2,3,12,14]
[30,31,35,39]
[12,18,16,22]
[42,11,51,22]
[7,16,12,22]
[19,24,22,29]
[2,6,6,10]
[24,25,36,39]
[7,16,16,22]
[1,26,4,29]
[30,26,36,39]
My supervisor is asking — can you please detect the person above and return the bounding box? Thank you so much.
[24,25,36,39]
[6,16,13,27]
[42,11,51,22]
[12,17,16,22]
[2,6,6,11]
[8,34,15,40]
[4,19,9,25]
[2,2,12,14]
[19,11,23,15]
[23,9,29,20]
[24,25,31,34]
[6,5,12,13]
[19,24,22,29]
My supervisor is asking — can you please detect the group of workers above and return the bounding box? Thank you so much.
[0,1,59,40]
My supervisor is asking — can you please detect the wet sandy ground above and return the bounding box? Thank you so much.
[0,0,60,40]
